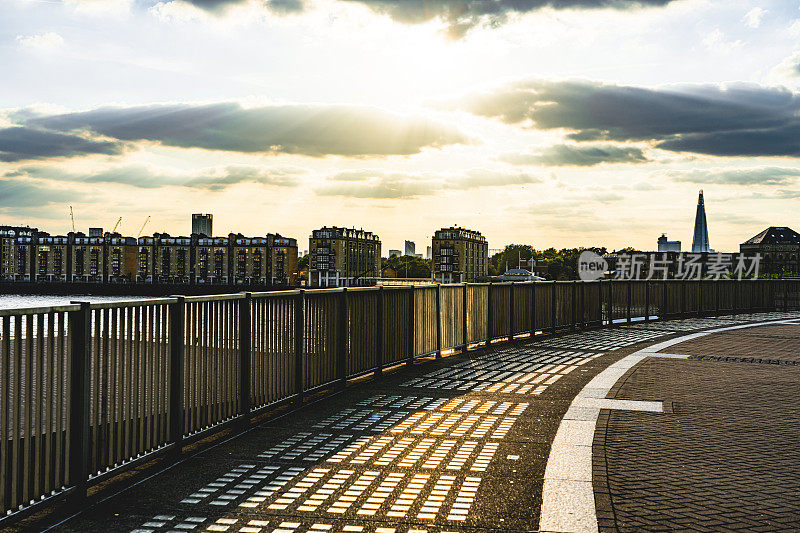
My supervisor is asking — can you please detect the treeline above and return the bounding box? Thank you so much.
[488,244,609,280]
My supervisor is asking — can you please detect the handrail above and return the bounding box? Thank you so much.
[0,278,797,527]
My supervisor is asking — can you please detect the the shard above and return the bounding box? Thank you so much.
[691,189,710,253]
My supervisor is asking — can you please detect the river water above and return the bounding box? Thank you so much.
[0,294,153,310]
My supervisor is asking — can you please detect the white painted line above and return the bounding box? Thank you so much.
[538,316,798,533]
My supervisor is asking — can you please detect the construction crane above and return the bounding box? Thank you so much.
[69,206,75,232]
[136,216,150,238]
[111,217,122,234]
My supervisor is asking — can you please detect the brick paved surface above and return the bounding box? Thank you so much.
[597,323,800,532]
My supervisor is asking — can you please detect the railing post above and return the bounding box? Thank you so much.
[375,286,384,376]
[733,280,739,315]
[681,280,687,319]
[338,288,348,387]
[599,280,604,327]
[238,293,252,422]
[530,281,537,336]
[644,280,650,323]
[295,290,305,401]
[608,278,613,326]
[550,281,557,334]
[487,283,493,344]
[570,281,577,330]
[715,281,721,316]
[697,281,703,318]
[626,281,632,324]
[508,283,515,341]
[663,279,668,321]
[168,296,185,457]
[579,281,585,329]
[435,284,442,358]
[462,283,469,353]
[67,301,91,507]
[407,286,415,366]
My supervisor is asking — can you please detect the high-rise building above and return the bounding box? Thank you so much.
[691,190,710,253]
[432,226,488,283]
[192,214,213,236]
[404,240,415,256]
[389,249,402,258]
[309,226,381,287]
[657,234,681,253]
[426,246,432,260]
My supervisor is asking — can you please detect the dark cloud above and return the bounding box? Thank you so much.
[8,164,303,191]
[501,143,648,166]
[25,102,468,157]
[0,178,74,208]
[665,167,800,186]
[0,126,124,162]
[463,79,800,157]
[340,0,676,37]
[181,0,303,13]
[316,168,540,199]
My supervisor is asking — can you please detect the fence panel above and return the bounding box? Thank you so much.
[511,284,531,336]
[466,285,488,344]
[414,287,437,356]
[535,282,554,332]
[583,281,602,325]
[440,285,464,351]
[87,301,173,477]
[250,293,296,410]
[489,284,510,340]
[382,288,412,365]
[347,290,379,376]
[183,297,240,436]
[630,281,647,320]
[0,309,73,517]
[554,282,574,329]
[303,291,339,390]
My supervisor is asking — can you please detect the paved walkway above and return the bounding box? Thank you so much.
[44,311,800,533]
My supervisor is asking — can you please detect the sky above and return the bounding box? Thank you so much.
[1,0,800,253]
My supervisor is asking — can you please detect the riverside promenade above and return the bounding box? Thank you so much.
[29,310,800,533]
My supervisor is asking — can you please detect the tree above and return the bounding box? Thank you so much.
[381,255,431,278]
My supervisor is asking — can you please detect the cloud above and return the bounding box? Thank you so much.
[0,179,75,208]
[316,168,541,199]
[23,102,468,157]
[7,164,304,191]
[174,0,303,13]
[664,167,800,186]
[16,32,64,51]
[339,0,678,37]
[743,7,766,29]
[461,79,800,157]
[501,143,648,166]
[0,126,124,162]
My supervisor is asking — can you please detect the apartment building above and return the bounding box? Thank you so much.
[108,235,138,282]
[432,226,488,283]
[154,234,192,283]
[232,234,269,284]
[72,233,105,282]
[36,234,70,281]
[270,234,299,286]
[194,235,230,284]
[1,226,37,281]
[309,227,381,287]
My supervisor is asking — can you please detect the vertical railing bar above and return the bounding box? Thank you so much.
[550,282,557,334]
[487,282,493,343]
[239,293,252,424]
[462,284,469,352]
[0,317,7,513]
[11,314,21,510]
[168,296,185,458]
[337,288,348,388]
[376,287,384,376]
[435,284,442,358]
[407,286,415,366]
[294,291,305,401]
[626,281,632,324]
[23,314,33,504]
[67,302,90,508]
[645,280,650,323]
[509,283,515,341]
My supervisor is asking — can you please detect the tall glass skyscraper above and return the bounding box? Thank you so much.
[691,190,710,253]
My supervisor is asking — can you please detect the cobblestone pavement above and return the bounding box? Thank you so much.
[47,312,799,533]
[596,318,800,532]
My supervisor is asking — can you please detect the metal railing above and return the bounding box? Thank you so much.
[0,279,798,524]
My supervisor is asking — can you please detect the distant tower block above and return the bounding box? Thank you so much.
[192,213,213,237]
[691,190,710,253]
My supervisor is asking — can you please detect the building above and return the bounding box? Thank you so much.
[389,250,402,258]
[426,246,432,260]
[192,214,213,237]
[36,234,69,282]
[431,226,488,283]
[404,240,415,256]
[657,234,681,253]
[153,234,192,283]
[269,234,299,286]
[691,190,711,253]
[309,227,381,287]
[72,233,105,282]
[232,234,269,284]
[740,226,800,276]
[1,226,37,281]
[107,235,138,282]
[194,235,230,284]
